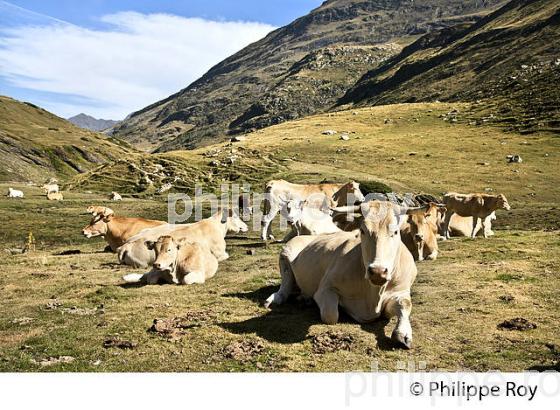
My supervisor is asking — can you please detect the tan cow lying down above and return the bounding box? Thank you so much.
[47,192,64,201]
[117,208,248,268]
[265,201,428,349]
[261,179,364,241]
[82,208,166,251]
[400,203,440,261]
[123,236,218,285]
[442,192,510,239]
[439,212,496,238]
[86,206,114,217]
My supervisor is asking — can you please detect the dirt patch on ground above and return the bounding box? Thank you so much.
[498,318,537,331]
[44,300,104,316]
[103,337,137,349]
[149,310,216,340]
[312,331,355,354]
[223,339,265,361]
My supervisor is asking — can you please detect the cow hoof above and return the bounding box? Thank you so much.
[391,331,412,350]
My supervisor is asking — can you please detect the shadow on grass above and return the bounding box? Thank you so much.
[221,286,401,350]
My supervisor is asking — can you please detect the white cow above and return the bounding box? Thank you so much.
[261,180,364,241]
[281,199,341,242]
[7,188,24,198]
[266,201,426,349]
[110,191,123,201]
[42,183,59,194]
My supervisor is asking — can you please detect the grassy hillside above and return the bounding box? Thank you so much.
[0,96,133,183]
[0,102,558,371]
[342,0,560,134]
[111,0,505,151]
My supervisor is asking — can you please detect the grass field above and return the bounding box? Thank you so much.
[1,103,559,372]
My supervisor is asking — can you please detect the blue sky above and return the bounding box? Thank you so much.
[0,1,323,119]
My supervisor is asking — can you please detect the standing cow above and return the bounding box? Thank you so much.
[261,180,364,241]
[442,192,510,239]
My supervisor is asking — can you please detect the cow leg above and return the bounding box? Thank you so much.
[481,217,489,239]
[471,217,480,239]
[442,211,454,240]
[182,271,206,285]
[265,253,295,308]
[383,294,413,349]
[261,201,279,241]
[314,286,339,325]
[417,241,424,262]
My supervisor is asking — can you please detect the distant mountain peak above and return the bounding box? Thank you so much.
[68,113,119,132]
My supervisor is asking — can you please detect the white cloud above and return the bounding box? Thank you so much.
[0,10,275,119]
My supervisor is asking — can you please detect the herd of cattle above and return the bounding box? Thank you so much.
[6,179,511,349]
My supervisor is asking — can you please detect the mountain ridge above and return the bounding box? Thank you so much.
[68,113,119,132]
[112,0,506,151]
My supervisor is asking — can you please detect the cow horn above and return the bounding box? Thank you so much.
[330,205,361,214]
[397,204,430,216]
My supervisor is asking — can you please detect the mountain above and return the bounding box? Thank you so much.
[0,96,133,183]
[341,0,560,133]
[112,0,506,151]
[68,113,119,132]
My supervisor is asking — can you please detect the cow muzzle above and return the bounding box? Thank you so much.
[367,265,390,285]
[414,233,424,243]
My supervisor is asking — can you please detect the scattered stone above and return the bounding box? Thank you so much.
[230,136,247,142]
[498,318,537,331]
[4,248,25,255]
[223,339,265,361]
[103,337,137,349]
[498,295,515,303]
[322,130,337,135]
[409,152,417,156]
[55,249,81,256]
[478,162,490,166]
[45,300,62,310]
[12,317,33,325]
[33,356,75,367]
[340,134,350,141]
[246,249,257,256]
[312,330,355,354]
[384,118,392,124]
[506,155,523,163]
[209,160,221,167]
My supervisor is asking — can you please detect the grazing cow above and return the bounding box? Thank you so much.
[7,188,24,198]
[122,237,218,285]
[438,212,496,238]
[47,192,64,201]
[442,192,510,239]
[261,180,364,240]
[86,206,114,217]
[400,203,440,261]
[281,199,341,242]
[82,208,166,251]
[117,208,248,268]
[42,183,59,194]
[110,192,122,201]
[265,201,428,349]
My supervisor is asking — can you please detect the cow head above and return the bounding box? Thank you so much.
[405,204,440,261]
[497,194,511,211]
[82,213,112,238]
[86,206,114,218]
[283,199,304,226]
[333,181,365,206]
[223,208,249,233]
[146,236,180,272]
[333,201,429,286]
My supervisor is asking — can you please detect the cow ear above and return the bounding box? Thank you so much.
[175,238,187,249]
[145,240,155,250]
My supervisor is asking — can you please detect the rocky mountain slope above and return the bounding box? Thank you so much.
[0,96,132,183]
[68,113,119,132]
[112,0,506,151]
[341,0,560,133]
